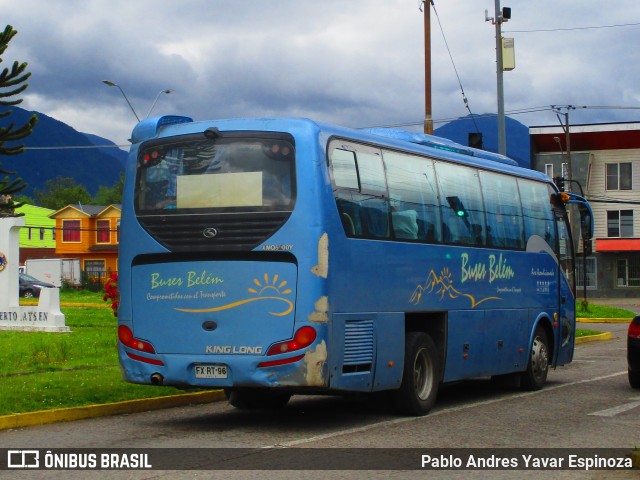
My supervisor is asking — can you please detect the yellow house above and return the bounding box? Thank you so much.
[49,204,120,278]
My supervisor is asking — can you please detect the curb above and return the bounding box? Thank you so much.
[577,317,632,324]
[575,331,614,344]
[0,390,226,431]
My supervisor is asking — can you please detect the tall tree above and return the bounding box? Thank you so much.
[94,172,124,205]
[0,25,37,216]
[33,176,92,211]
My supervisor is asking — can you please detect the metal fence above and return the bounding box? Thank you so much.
[79,270,117,291]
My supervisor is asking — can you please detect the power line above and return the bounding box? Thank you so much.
[587,198,640,205]
[360,106,556,129]
[430,1,481,133]
[505,21,640,34]
[360,104,640,131]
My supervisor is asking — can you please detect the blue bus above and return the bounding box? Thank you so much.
[117,116,593,415]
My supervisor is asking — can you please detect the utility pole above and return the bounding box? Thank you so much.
[552,105,590,303]
[423,1,434,135]
[485,2,510,155]
[552,105,574,188]
[494,0,506,155]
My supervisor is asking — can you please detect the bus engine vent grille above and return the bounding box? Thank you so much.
[343,319,374,373]
[137,212,292,252]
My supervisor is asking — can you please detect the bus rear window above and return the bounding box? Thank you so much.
[135,135,295,212]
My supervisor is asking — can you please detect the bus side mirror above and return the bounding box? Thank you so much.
[579,205,592,240]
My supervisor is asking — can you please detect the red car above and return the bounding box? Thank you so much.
[629,316,640,389]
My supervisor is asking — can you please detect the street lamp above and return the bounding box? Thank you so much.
[145,89,173,118]
[102,80,141,122]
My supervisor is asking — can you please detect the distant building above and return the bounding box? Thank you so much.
[49,204,121,280]
[530,122,640,298]
[14,204,57,264]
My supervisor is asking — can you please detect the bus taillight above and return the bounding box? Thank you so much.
[265,326,317,356]
[118,325,157,354]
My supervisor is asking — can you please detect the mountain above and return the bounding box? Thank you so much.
[434,114,531,168]
[0,106,126,197]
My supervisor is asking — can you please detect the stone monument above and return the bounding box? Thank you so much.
[0,216,69,332]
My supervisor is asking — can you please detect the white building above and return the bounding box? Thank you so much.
[530,122,640,298]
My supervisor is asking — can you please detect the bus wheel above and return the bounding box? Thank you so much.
[393,332,440,416]
[225,388,291,410]
[521,326,549,391]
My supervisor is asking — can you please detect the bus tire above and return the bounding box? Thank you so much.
[225,388,291,410]
[521,325,549,391]
[393,332,440,416]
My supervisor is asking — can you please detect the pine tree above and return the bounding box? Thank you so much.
[0,25,38,217]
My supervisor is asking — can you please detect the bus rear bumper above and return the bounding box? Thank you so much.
[118,343,328,389]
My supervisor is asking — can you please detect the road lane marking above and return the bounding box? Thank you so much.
[588,398,640,417]
[267,371,627,448]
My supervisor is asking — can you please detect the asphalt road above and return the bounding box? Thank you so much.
[0,321,637,479]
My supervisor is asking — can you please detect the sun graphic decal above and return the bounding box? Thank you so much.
[248,274,292,297]
[175,273,294,316]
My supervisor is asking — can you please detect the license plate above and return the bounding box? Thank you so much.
[195,365,228,379]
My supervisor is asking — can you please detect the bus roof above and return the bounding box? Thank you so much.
[131,115,551,185]
[363,127,518,166]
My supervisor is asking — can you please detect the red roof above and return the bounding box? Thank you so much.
[531,123,640,153]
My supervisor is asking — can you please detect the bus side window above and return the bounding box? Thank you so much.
[384,150,440,243]
[480,171,524,249]
[435,162,486,246]
[518,179,556,250]
[330,146,390,239]
[331,149,362,237]
[356,151,389,239]
[336,193,362,237]
[391,208,419,239]
[332,149,360,190]
[361,199,390,238]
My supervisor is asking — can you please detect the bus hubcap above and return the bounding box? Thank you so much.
[414,348,433,400]
[531,337,548,377]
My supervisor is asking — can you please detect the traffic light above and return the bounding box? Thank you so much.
[447,196,467,218]
[554,176,565,192]
[468,132,483,149]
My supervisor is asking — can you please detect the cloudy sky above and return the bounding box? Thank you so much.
[2,0,639,146]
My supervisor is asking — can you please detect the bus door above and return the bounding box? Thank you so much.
[555,210,576,365]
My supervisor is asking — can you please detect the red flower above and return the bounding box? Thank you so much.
[103,272,120,317]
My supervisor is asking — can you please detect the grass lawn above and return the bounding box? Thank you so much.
[576,302,635,319]
[0,294,633,416]
[20,288,108,305]
[575,329,605,338]
[0,302,199,416]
